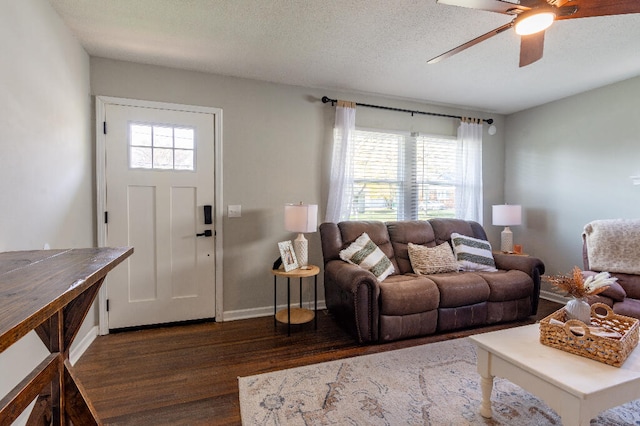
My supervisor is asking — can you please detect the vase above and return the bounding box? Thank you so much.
[565,297,591,325]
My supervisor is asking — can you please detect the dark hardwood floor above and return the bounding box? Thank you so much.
[74,299,562,425]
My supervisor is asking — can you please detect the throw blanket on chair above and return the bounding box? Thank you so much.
[583,219,640,274]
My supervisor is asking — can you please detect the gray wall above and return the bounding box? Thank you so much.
[0,0,92,421]
[90,57,504,318]
[504,75,640,290]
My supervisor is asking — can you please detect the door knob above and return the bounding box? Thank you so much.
[196,230,213,237]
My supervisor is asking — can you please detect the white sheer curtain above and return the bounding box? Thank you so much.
[455,119,483,223]
[325,101,356,223]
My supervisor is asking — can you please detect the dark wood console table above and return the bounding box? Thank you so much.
[0,247,132,425]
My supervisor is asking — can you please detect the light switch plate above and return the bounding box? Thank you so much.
[228,205,241,218]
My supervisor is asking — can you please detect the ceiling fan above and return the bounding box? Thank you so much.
[428,0,640,67]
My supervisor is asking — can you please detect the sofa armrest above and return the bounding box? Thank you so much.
[493,253,545,276]
[493,253,545,314]
[324,259,381,343]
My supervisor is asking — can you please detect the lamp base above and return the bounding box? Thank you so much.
[293,233,309,267]
[500,227,514,253]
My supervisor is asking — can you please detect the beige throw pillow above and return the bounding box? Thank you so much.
[408,242,458,275]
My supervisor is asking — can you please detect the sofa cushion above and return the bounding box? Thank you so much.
[408,242,458,275]
[475,270,533,302]
[378,275,439,316]
[430,218,487,245]
[613,298,640,319]
[340,232,394,281]
[426,272,490,308]
[387,221,436,274]
[614,273,640,300]
[450,233,497,272]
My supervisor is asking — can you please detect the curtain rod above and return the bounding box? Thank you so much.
[321,96,493,125]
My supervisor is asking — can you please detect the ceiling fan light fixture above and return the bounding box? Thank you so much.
[514,10,555,36]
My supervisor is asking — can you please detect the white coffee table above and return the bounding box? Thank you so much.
[469,324,640,426]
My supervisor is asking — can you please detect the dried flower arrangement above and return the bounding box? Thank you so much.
[545,266,617,299]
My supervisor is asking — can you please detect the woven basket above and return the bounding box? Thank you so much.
[539,302,639,367]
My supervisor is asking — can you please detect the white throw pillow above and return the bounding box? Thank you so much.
[450,232,498,272]
[408,242,458,275]
[340,232,395,281]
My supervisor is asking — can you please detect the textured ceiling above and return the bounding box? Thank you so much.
[48,0,640,114]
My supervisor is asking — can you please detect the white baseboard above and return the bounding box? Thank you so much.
[223,300,327,322]
[69,325,98,366]
[540,290,569,305]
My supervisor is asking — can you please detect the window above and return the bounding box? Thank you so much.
[129,123,195,171]
[344,128,458,221]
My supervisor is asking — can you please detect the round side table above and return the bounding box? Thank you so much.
[271,265,320,336]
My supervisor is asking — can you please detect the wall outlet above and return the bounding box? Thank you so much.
[228,205,242,218]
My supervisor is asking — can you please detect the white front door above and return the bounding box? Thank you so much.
[103,101,217,329]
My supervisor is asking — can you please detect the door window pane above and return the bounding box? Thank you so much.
[129,123,195,171]
[174,149,194,170]
[174,128,194,149]
[131,124,152,146]
[130,147,153,169]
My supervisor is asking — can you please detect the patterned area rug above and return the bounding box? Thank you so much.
[238,338,640,425]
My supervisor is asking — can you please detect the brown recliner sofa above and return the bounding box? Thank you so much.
[582,219,640,320]
[320,219,545,343]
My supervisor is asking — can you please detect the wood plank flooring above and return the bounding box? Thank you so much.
[74,299,562,425]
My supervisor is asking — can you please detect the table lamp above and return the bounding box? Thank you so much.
[492,204,522,253]
[284,203,318,268]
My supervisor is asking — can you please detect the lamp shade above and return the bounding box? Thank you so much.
[284,203,318,233]
[492,205,522,226]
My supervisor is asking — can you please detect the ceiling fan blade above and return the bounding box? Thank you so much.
[544,0,571,6]
[555,0,640,20]
[519,31,545,67]
[436,0,531,15]
[428,22,513,64]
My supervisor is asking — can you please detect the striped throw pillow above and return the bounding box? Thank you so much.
[450,232,498,272]
[340,232,395,281]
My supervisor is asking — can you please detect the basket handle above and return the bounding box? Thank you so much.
[590,302,614,319]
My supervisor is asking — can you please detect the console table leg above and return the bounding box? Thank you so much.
[479,375,494,418]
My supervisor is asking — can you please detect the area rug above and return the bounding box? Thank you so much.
[238,338,640,425]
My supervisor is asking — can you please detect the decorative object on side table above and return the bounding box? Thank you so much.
[278,240,298,272]
[284,202,318,268]
[492,204,521,253]
[545,267,617,324]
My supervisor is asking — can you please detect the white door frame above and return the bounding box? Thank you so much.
[95,96,224,334]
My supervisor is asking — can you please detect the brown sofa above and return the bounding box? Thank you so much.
[320,219,545,343]
[582,220,640,320]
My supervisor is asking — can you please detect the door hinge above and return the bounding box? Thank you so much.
[103,121,107,134]
[106,299,110,312]
[104,211,108,224]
